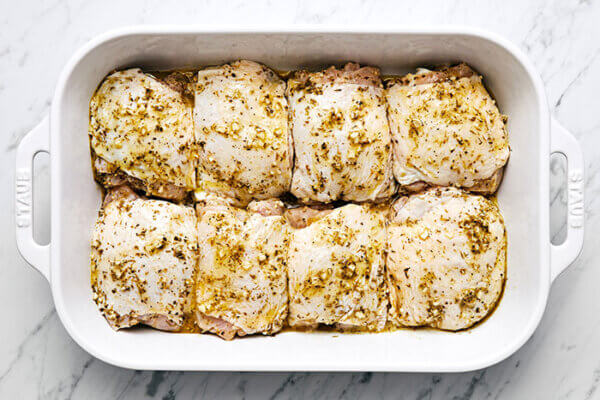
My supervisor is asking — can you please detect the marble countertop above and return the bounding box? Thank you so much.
[2,0,599,398]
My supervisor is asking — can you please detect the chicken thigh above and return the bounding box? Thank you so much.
[89,69,195,201]
[195,196,289,340]
[286,203,388,330]
[91,186,198,331]
[386,187,506,331]
[194,60,292,206]
[385,64,510,194]
[287,63,395,203]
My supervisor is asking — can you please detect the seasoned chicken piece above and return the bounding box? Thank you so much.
[385,64,510,194]
[247,198,286,217]
[386,187,506,331]
[287,63,396,203]
[194,60,292,206]
[91,187,198,331]
[161,70,196,99]
[287,204,388,330]
[89,68,195,201]
[195,197,289,340]
[285,205,333,229]
[101,184,140,206]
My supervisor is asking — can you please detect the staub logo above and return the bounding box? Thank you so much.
[15,169,31,228]
[568,170,584,229]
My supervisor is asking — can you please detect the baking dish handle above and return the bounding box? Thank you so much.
[15,115,50,282]
[550,117,584,282]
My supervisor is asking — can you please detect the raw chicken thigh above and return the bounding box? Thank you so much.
[195,196,289,340]
[91,186,198,331]
[286,203,388,330]
[287,63,395,203]
[385,64,509,194]
[88,58,513,339]
[89,69,195,201]
[386,187,506,330]
[194,60,292,206]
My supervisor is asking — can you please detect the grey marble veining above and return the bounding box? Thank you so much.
[1,0,599,398]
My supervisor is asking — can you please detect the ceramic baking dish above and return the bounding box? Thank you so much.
[15,26,585,372]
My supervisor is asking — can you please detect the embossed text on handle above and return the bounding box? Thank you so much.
[15,168,31,228]
[568,169,584,229]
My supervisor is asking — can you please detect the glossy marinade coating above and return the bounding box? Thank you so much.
[386,187,506,330]
[287,62,396,203]
[91,187,198,331]
[286,203,388,330]
[89,68,196,201]
[385,64,509,194]
[195,196,289,339]
[194,60,292,206]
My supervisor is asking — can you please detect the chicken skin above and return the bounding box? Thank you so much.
[91,186,198,331]
[194,60,292,206]
[286,203,388,330]
[386,187,506,331]
[287,63,395,203]
[385,64,509,194]
[88,59,513,338]
[89,69,195,201]
[195,197,289,340]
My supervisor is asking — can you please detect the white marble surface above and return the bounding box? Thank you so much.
[1,0,599,398]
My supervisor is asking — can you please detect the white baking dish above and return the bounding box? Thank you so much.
[15,26,585,372]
